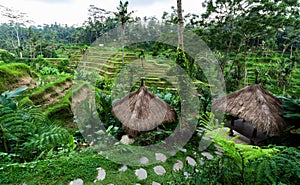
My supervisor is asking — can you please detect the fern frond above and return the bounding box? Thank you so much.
[0,104,71,161]
[24,125,70,151]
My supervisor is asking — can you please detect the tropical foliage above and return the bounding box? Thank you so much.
[0,0,299,184]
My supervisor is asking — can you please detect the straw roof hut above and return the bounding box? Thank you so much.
[211,84,287,136]
[112,85,177,133]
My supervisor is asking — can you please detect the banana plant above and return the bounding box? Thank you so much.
[0,86,28,109]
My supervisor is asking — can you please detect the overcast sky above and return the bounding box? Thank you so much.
[0,0,204,26]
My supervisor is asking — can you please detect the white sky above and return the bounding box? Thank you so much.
[0,0,204,26]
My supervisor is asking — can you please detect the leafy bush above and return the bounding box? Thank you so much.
[149,87,180,112]
[0,49,15,63]
[280,96,300,122]
[0,87,73,162]
[0,104,73,162]
[245,147,300,185]
[40,66,60,75]
[57,58,72,73]
[269,96,300,146]
[74,70,99,83]
[0,86,28,109]
[171,134,300,185]
[96,75,115,94]
[96,91,124,139]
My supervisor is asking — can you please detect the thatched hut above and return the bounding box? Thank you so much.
[112,83,177,137]
[211,84,287,136]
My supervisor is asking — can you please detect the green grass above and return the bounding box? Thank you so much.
[0,63,37,92]
[31,76,72,97]
[0,152,116,185]
[0,146,195,185]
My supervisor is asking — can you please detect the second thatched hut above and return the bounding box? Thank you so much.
[211,84,287,136]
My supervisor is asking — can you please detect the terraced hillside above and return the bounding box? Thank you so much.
[77,47,137,78]
[0,63,38,92]
[77,47,207,91]
[231,57,300,95]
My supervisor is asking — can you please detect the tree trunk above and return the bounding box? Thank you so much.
[244,51,247,87]
[226,16,235,59]
[177,0,184,50]
[225,41,244,81]
[15,27,23,58]
[122,24,125,91]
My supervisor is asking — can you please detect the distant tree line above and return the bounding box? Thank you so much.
[0,1,299,59]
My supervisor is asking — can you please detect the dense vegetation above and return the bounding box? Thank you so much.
[0,0,299,184]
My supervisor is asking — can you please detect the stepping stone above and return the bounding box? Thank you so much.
[217,148,224,153]
[120,135,135,145]
[214,151,223,155]
[170,150,177,155]
[118,165,128,172]
[153,165,166,176]
[199,159,204,166]
[186,156,197,166]
[173,160,183,171]
[184,172,189,179]
[155,153,167,162]
[140,156,149,164]
[69,179,83,185]
[96,167,106,181]
[214,143,220,147]
[180,148,187,153]
[202,137,211,141]
[152,182,161,185]
[201,152,213,159]
[135,168,147,180]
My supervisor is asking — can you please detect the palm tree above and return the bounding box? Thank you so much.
[177,0,184,50]
[114,1,134,90]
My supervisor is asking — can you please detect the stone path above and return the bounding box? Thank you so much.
[68,149,220,184]
[69,179,83,185]
[135,168,147,180]
[153,165,166,176]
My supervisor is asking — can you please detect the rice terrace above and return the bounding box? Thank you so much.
[0,0,299,184]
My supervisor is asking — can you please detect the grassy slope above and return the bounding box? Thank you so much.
[0,148,196,185]
[0,63,37,92]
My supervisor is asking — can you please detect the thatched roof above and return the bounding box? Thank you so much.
[211,84,287,135]
[112,86,177,131]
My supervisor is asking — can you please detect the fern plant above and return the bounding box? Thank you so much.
[0,104,73,162]
[24,125,70,151]
[245,147,300,185]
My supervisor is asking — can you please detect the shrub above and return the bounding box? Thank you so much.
[58,58,72,73]
[40,66,60,75]
[0,49,15,63]
[0,104,73,162]
[171,134,300,185]
[0,86,73,162]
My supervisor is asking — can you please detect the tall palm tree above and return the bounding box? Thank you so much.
[114,1,134,90]
[177,0,184,51]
